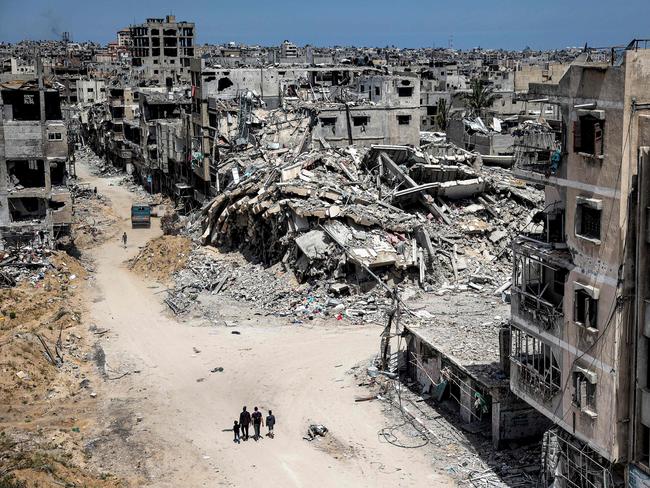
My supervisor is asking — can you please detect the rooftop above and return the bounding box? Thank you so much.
[404,292,509,387]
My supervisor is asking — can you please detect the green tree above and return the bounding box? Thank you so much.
[462,78,499,117]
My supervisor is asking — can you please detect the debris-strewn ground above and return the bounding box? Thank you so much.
[70,180,119,250]
[164,245,396,324]
[360,372,542,487]
[0,251,122,487]
[128,235,192,283]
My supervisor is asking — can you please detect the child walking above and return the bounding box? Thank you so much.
[233,420,240,443]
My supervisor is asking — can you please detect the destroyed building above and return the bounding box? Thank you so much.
[311,75,421,149]
[129,15,195,85]
[509,41,650,486]
[402,294,550,450]
[0,76,72,244]
[123,89,191,194]
[75,78,106,104]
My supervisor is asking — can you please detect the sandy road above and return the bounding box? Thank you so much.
[77,160,453,487]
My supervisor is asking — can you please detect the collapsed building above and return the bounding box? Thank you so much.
[0,76,73,245]
[198,140,516,287]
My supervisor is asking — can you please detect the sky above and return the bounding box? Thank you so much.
[0,0,649,50]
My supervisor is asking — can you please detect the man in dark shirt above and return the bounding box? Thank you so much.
[251,406,264,440]
[239,406,251,440]
[266,410,276,438]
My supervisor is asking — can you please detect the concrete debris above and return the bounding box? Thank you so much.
[192,140,541,310]
[304,424,328,441]
[0,246,53,287]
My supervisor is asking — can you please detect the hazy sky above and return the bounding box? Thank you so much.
[0,0,648,49]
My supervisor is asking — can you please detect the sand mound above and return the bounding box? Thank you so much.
[128,236,192,283]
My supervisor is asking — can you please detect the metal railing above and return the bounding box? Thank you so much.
[512,286,563,331]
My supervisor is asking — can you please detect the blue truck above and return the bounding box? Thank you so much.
[131,203,151,228]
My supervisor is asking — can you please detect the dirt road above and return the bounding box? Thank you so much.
[78,161,453,487]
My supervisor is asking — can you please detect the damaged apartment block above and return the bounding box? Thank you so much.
[508,42,650,486]
[0,73,73,245]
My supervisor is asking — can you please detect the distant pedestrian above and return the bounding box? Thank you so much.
[122,232,127,248]
[239,406,251,441]
[266,410,276,439]
[252,406,264,440]
[233,420,240,443]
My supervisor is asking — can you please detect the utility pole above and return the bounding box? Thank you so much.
[380,286,400,372]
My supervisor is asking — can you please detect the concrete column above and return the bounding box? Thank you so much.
[460,381,474,424]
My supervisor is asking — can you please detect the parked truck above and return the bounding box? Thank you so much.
[131,203,151,228]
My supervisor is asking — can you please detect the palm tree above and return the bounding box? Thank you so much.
[462,78,499,117]
[436,98,449,131]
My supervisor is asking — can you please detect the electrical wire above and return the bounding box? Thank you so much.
[375,305,430,449]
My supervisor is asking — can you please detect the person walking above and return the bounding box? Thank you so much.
[122,232,128,248]
[252,406,264,440]
[233,420,240,444]
[266,410,276,439]
[239,406,251,441]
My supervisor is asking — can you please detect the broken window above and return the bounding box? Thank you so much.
[352,116,369,127]
[642,425,650,466]
[7,160,45,188]
[397,86,414,97]
[375,86,380,96]
[574,288,598,329]
[397,115,411,125]
[50,161,66,186]
[320,117,337,127]
[217,77,234,92]
[513,250,566,329]
[573,115,604,156]
[575,199,602,241]
[573,370,597,414]
[510,326,561,399]
[8,197,47,221]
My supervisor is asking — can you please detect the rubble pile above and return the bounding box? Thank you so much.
[69,177,118,250]
[128,235,192,283]
[76,146,123,177]
[159,138,544,322]
[197,140,542,308]
[0,246,54,288]
[165,247,396,323]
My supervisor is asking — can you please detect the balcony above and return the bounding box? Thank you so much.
[512,237,572,332]
[509,325,562,405]
[512,287,564,332]
[512,120,563,186]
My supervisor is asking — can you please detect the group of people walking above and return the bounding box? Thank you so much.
[233,406,275,443]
